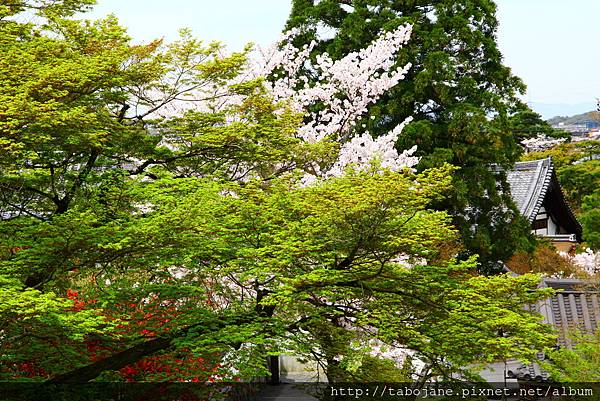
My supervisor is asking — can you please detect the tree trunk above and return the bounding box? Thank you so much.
[268,355,280,385]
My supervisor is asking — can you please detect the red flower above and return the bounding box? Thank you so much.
[140,329,156,337]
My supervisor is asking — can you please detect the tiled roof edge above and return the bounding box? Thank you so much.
[526,158,554,222]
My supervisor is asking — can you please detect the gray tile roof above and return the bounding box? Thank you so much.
[503,158,582,240]
[506,355,550,382]
[508,278,600,382]
[505,158,554,222]
[538,278,600,347]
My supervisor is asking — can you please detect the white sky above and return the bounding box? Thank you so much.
[496,0,600,116]
[86,0,600,118]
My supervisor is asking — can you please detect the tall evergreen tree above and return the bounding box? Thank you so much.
[285,0,535,272]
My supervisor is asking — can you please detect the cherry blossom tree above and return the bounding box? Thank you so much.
[522,135,567,152]
[560,249,600,276]
[140,24,419,185]
[251,24,419,179]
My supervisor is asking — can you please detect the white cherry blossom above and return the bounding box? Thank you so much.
[250,24,419,179]
[560,248,600,275]
[159,25,419,180]
[521,135,566,151]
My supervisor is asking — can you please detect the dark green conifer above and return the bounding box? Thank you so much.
[286,0,536,272]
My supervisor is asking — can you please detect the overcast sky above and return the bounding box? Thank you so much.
[86,0,600,118]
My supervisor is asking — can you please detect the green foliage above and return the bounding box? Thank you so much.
[0,4,258,218]
[522,140,600,170]
[285,0,537,272]
[0,275,115,380]
[581,192,600,250]
[559,160,600,213]
[508,108,569,141]
[0,0,557,384]
[350,355,410,382]
[542,329,600,382]
[2,163,556,382]
[0,0,96,19]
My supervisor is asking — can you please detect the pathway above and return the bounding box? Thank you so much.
[258,383,318,400]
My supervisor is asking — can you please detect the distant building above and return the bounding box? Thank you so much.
[553,119,600,139]
[505,158,582,252]
[554,122,589,134]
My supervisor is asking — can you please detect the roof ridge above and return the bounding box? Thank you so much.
[528,158,554,221]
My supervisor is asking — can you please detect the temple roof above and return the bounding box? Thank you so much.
[505,158,583,240]
[508,278,600,382]
[536,278,600,347]
[506,158,554,222]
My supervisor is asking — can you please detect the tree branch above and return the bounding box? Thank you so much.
[46,314,257,383]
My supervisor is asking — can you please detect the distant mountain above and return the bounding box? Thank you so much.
[530,102,597,120]
[547,111,600,126]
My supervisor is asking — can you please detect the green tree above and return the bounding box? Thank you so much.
[581,192,600,250]
[522,140,600,169]
[0,0,292,380]
[0,275,116,379]
[285,0,538,273]
[508,108,568,141]
[0,0,256,287]
[558,160,600,213]
[1,0,556,385]
[4,168,556,383]
[542,329,600,382]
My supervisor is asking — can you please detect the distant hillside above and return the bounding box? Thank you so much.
[530,102,596,120]
[547,111,600,125]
